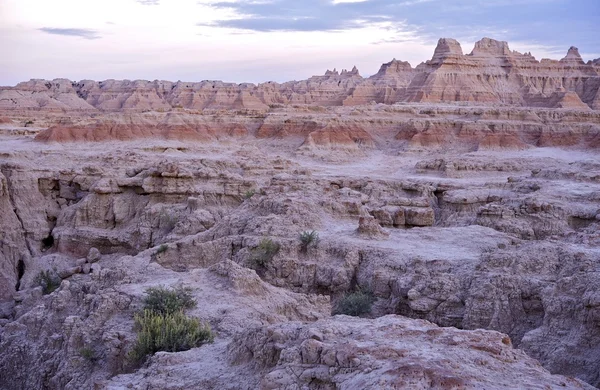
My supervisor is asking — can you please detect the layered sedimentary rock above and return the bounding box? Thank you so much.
[1,37,599,111]
[30,105,600,151]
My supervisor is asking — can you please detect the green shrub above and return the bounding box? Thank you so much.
[34,270,61,295]
[129,310,213,363]
[156,244,169,255]
[333,290,374,317]
[250,238,280,268]
[143,286,196,315]
[299,230,319,253]
[243,189,256,199]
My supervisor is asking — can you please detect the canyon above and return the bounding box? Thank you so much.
[0,37,599,390]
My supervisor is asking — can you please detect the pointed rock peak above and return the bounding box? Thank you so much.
[431,38,463,62]
[375,58,413,76]
[560,46,584,64]
[470,37,510,56]
[350,65,360,75]
[567,46,581,56]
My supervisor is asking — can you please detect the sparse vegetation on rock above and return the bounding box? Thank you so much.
[34,269,61,295]
[143,286,196,315]
[78,347,97,362]
[299,230,319,253]
[250,237,280,268]
[129,287,211,364]
[129,309,213,364]
[333,290,374,317]
[155,244,168,255]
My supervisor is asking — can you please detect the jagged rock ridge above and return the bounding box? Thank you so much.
[1,37,599,111]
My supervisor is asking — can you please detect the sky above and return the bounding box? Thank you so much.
[1,0,599,86]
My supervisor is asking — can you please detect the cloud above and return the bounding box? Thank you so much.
[332,0,369,4]
[137,0,160,5]
[199,0,598,55]
[38,27,101,40]
[203,0,435,32]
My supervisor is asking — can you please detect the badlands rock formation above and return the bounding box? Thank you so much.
[1,37,599,112]
[0,37,599,390]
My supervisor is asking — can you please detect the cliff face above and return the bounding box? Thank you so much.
[1,37,599,111]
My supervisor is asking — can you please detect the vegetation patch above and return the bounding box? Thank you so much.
[34,269,61,295]
[79,347,97,362]
[129,286,212,364]
[250,237,280,268]
[143,286,196,315]
[129,310,213,364]
[156,244,169,255]
[333,290,374,317]
[299,230,319,253]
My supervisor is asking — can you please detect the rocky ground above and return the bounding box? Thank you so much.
[0,104,598,389]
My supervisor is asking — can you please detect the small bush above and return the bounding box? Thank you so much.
[143,286,196,316]
[243,189,255,199]
[250,238,280,268]
[79,347,97,362]
[156,244,168,255]
[299,230,319,253]
[333,290,374,317]
[129,310,213,363]
[35,270,61,295]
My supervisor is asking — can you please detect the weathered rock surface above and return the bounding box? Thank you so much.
[0,132,597,388]
[106,315,594,390]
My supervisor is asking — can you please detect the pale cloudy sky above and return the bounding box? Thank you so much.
[1,0,598,86]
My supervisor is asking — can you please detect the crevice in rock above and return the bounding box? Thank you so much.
[433,189,444,223]
[42,233,55,250]
[568,216,595,230]
[15,258,25,291]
